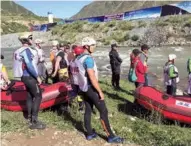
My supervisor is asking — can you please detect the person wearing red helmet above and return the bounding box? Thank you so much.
[69,45,84,112]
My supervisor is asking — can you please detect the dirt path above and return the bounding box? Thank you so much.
[1,127,139,146]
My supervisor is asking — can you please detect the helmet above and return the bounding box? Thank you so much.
[35,39,43,44]
[74,46,84,55]
[52,40,59,46]
[168,54,176,61]
[18,32,32,40]
[81,37,96,46]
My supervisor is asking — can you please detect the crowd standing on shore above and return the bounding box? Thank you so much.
[0,32,191,143]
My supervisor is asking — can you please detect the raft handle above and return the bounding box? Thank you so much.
[162,94,169,100]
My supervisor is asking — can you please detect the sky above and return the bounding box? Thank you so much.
[14,1,92,19]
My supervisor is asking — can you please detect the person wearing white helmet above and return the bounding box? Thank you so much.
[13,32,46,130]
[163,54,179,95]
[34,39,47,83]
[75,37,123,143]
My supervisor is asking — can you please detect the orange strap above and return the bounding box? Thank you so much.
[100,119,110,136]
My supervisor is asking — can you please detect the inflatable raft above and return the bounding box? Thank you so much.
[1,80,70,111]
[135,86,191,124]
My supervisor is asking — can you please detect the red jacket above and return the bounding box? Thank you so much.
[132,58,146,83]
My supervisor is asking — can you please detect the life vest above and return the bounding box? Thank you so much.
[50,49,58,65]
[55,50,68,80]
[164,63,179,86]
[141,51,148,66]
[75,54,98,92]
[13,47,27,78]
[13,47,38,78]
[187,58,191,73]
[0,63,6,87]
[188,73,191,94]
[35,47,45,63]
[69,58,79,85]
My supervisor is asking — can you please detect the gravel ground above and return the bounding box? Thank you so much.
[1,127,140,146]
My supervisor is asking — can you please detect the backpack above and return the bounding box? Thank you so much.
[128,61,138,83]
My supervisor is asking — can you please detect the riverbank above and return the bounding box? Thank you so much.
[1,74,191,146]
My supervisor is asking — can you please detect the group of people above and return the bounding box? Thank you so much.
[109,44,150,88]
[0,32,124,143]
[0,31,191,143]
[109,43,191,96]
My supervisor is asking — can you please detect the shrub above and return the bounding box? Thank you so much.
[131,35,139,41]
[154,20,169,27]
[92,23,100,29]
[184,18,191,27]
[124,33,130,41]
[118,21,134,31]
[138,21,147,28]
[102,27,109,33]
[166,16,182,24]
[106,21,116,28]
[110,31,125,43]
[101,38,110,45]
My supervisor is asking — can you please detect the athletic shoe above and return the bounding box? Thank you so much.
[29,120,46,130]
[86,131,97,140]
[108,136,124,143]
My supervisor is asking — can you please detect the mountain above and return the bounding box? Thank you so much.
[1,0,35,16]
[71,1,182,19]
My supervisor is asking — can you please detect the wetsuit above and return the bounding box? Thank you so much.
[18,47,42,123]
[76,53,115,138]
[187,58,191,96]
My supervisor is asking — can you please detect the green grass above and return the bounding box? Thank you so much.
[1,70,191,145]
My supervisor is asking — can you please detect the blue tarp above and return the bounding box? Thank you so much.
[104,13,124,22]
[62,1,191,24]
[170,1,191,13]
[31,23,57,32]
[80,16,105,22]
[124,6,161,20]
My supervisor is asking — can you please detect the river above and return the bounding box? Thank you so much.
[1,45,190,91]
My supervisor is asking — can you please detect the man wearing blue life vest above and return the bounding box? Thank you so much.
[187,57,191,96]
[13,32,46,130]
[76,37,123,143]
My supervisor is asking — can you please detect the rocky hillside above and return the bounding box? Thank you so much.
[1,1,35,16]
[52,15,191,47]
[71,1,182,19]
[1,1,62,35]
